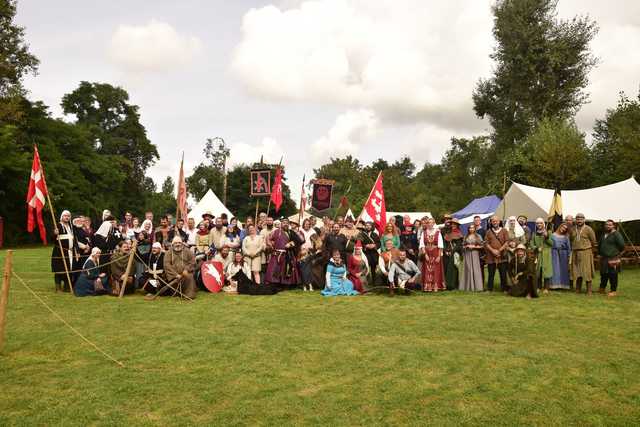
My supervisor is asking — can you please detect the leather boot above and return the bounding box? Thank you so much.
[586,282,592,296]
[575,280,582,294]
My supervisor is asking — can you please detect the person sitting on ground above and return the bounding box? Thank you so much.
[224,252,251,294]
[138,242,165,296]
[508,245,538,299]
[214,245,233,270]
[387,248,421,294]
[74,247,111,297]
[321,250,359,296]
[162,236,197,299]
[110,240,135,296]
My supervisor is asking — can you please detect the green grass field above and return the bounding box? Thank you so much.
[1,247,639,426]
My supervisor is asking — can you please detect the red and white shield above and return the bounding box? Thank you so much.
[201,260,225,293]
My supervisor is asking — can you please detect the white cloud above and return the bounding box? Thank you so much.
[109,19,203,72]
[311,109,378,162]
[231,0,493,129]
[228,137,286,167]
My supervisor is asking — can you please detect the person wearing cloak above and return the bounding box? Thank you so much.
[110,240,135,296]
[74,247,111,297]
[530,218,553,293]
[508,245,538,299]
[443,218,464,290]
[419,217,445,292]
[137,242,166,295]
[265,218,303,287]
[163,236,198,299]
[321,250,359,296]
[347,241,370,293]
[570,213,597,295]
[51,210,79,292]
[93,215,120,271]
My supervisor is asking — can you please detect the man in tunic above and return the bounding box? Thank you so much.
[163,236,198,299]
[154,216,171,249]
[517,215,532,243]
[324,222,347,262]
[530,218,553,293]
[340,215,359,254]
[359,221,381,281]
[265,218,303,287]
[208,217,228,252]
[259,216,275,272]
[138,242,165,295]
[110,239,135,295]
[485,215,509,292]
[570,213,597,295]
[598,220,626,297]
[51,210,79,292]
[388,249,421,293]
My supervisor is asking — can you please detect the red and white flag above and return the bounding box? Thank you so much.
[270,166,283,213]
[361,172,386,234]
[176,154,188,224]
[26,146,48,244]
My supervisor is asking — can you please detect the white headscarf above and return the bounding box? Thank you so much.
[141,219,153,232]
[507,216,525,238]
[59,210,71,222]
[95,220,113,238]
[102,209,112,221]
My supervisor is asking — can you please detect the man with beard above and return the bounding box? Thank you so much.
[340,215,360,254]
[163,236,197,299]
[154,216,171,249]
[473,215,486,240]
[358,222,380,278]
[485,215,509,292]
[214,245,233,270]
[324,222,348,262]
[388,249,421,293]
[399,219,419,263]
[51,210,79,292]
[138,242,166,295]
[110,239,135,296]
[517,215,532,243]
[265,217,303,288]
[570,213,597,295]
[259,216,275,272]
[598,219,625,297]
[168,218,188,244]
[209,217,228,252]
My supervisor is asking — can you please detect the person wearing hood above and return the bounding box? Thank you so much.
[137,242,166,296]
[51,209,79,292]
[74,247,111,297]
[93,215,120,268]
[505,216,528,247]
[163,236,197,299]
[110,239,135,296]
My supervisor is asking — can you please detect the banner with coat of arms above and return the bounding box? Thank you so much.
[311,179,335,211]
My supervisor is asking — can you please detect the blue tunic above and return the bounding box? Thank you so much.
[551,234,571,289]
[74,259,111,297]
[321,261,359,296]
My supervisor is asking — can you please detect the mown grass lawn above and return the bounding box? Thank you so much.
[1,247,639,426]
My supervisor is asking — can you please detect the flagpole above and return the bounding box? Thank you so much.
[332,183,352,221]
[298,174,306,226]
[43,176,74,294]
[266,156,283,217]
[176,152,184,223]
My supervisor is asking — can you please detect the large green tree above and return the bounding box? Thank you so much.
[473,0,598,149]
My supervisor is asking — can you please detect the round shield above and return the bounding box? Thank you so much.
[200,260,225,293]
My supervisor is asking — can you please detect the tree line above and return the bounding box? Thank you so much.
[1,0,639,246]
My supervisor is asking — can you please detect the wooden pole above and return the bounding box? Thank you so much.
[254,198,260,226]
[0,250,13,353]
[45,192,73,294]
[118,239,137,298]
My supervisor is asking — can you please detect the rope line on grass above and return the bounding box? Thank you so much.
[11,271,126,368]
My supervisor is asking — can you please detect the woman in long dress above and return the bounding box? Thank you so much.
[419,217,445,292]
[347,241,370,293]
[321,250,359,296]
[443,218,464,290]
[241,224,265,284]
[74,247,111,297]
[460,224,484,291]
[551,223,571,290]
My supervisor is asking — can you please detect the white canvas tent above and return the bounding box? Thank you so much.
[496,177,640,222]
[188,189,236,222]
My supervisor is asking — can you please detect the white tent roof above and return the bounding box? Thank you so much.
[496,177,640,222]
[188,189,236,222]
[288,211,317,223]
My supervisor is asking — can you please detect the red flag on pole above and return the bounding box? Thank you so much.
[176,153,188,224]
[270,166,283,213]
[26,146,49,244]
[299,174,306,220]
[361,172,386,234]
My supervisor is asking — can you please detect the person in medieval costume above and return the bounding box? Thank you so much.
[299,226,323,291]
[598,220,626,297]
[378,239,400,287]
[485,215,510,292]
[214,245,233,271]
[387,249,421,294]
[51,210,79,292]
[550,223,571,290]
[570,213,597,295]
[340,215,360,254]
[399,219,419,263]
[242,224,266,284]
[137,242,166,295]
[162,236,198,299]
[324,222,348,263]
[460,224,484,292]
[74,247,111,297]
[93,215,120,270]
[73,215,92,264]
[517,215,532,243]
[443,218,464,290]
[109,239,135,296]
[508,245,539,299]
[530,218,553,293]
[347,241,370,293]
[265,218,303,288]
[209,217,228,252]
[419,217,445,292]
[358,221,380,282]
[224,252,251,294]
[154,215,171,249]
[321,250,359,297]
[505,216,528,247]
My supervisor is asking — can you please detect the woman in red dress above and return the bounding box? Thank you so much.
[347,241,370,293]
[419,217,445,292]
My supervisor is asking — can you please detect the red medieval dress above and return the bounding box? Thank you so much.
[421,229,445,292]
[347,254,368,293]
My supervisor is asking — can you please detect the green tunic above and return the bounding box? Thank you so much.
[598,231,625,258]
[444,234,463,290]
[530,231,553,279]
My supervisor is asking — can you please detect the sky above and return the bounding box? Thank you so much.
[16,0,640,206]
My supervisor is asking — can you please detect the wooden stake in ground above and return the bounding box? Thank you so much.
[118,240,137,298]
[0,250,13,353]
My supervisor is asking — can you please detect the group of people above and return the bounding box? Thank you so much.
[50,207,627,300]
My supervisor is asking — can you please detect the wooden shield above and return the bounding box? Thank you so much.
[201,260,225,293]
